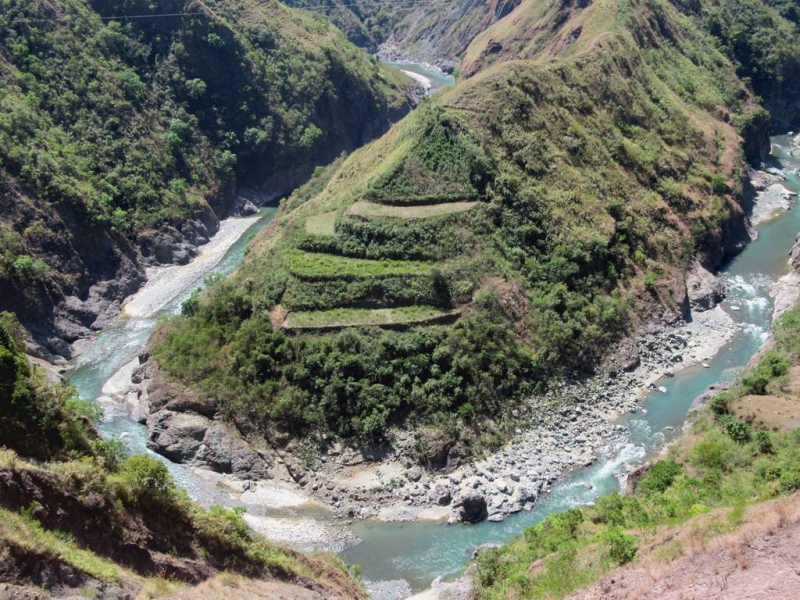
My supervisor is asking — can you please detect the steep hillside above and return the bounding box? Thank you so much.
[0,0,414,360]
[149,0,796,480]
[379,0,523,70]
[0,311,367,600]
[471,303,800,599]
[463,0,800,133]
[284,0,521,70]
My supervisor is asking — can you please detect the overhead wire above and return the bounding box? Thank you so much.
[7,12,209,24]
[6,1,438,24]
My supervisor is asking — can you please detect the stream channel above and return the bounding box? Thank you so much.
[65,63,799,598]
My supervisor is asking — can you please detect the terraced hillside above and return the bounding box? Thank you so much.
[152,0,794,459]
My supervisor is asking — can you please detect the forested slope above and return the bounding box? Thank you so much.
[150,0,800,468]
[0,0,413,360]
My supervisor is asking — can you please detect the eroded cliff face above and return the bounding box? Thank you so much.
[0,0,414,360]
[283,0,522,70]
[378,0,523,70]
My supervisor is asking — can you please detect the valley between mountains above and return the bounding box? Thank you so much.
[3,0,800,599]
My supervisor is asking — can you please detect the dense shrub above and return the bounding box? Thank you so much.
[0,312,98,459]
[636,460,683,494]
[606,527,638,564]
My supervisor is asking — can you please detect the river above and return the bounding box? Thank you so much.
[383,61,455,95]
[65,115,798,596]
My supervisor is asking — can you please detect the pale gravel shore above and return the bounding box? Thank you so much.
[751,182,795,226]
[771,269,800,322]
[240,481,318,509]
[405,577,471,600]
[243,513,357,552]
[123,215,260,318]
[402,69,433,90]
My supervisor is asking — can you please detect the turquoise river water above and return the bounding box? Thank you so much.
[65,88,799,596]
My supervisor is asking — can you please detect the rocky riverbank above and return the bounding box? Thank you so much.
[302,305,737,525]
[122,215,261,320]
[119,296,737,529]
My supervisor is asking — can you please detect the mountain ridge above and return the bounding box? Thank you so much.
[148,0,791,496]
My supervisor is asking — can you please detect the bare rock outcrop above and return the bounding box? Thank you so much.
[131,359,274,480]
[685,262,727,312]
[453,491,488,523]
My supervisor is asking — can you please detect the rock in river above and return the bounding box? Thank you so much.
[454,492,488,523]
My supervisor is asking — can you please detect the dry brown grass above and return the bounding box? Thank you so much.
[569,495,800,600]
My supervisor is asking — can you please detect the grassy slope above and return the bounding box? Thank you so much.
[471,305,800,599]
[0,0,412,352]
[152,0,790,454]
[0,311,367,599]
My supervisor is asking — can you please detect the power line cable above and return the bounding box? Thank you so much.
[8,12,208,24]
[6,1,436,25]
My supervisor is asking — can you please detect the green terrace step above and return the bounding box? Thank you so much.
[362,191,479,206]
[346,201,479,219]
[282,250,435,280]
[281,275,444,312]
[304,210,338,235]
[282,306,461,331]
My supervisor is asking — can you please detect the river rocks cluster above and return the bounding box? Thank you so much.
[299,304,738,524]
[750,165,798,226]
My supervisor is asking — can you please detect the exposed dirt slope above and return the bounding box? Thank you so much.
[568,497,800,600]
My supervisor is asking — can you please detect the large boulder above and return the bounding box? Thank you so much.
[433,482,453,506]
[146,411,210,462]
[196,421,272,479]
[686,263,726,312]
[455,492,488,523]
[515,481,542,504]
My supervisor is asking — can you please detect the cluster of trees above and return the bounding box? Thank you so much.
[158,288,534,445]
[0,312,99,460]
[700,0,800,109]
[368,108,495,204]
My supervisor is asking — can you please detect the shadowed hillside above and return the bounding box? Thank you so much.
[0,0,414,360]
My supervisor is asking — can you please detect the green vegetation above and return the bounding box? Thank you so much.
[472,305,800,599]
[347,200,479,219]
[0,0,408,230]
[305,211,339,235]
[0,310,366,597]
[699,0,800,112]
[0,0,411,341]
[0,312,100,460]
[284,306,459,329]
[157,290,533,444]
[284,250,434,279]
[152,0,796,458]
